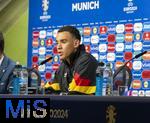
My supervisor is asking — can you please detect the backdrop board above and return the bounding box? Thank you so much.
[28,0,150,96]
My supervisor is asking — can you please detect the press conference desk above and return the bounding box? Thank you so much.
[1,95,150,123]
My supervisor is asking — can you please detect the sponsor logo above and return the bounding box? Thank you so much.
[72,1,99,11]
[108,44,115,52]
[32,56,38,63]
[46,48,52,53]
[143,81,149,88]
[108,24,116,33]
[131,90,138,96]
[99,44,107,52]
[107,34,115,42]
[116,24,124,33]
[132,71,141,79]
[138,90,145,97]
[32,31,39,39]
[99,35,107,42]
[143,22,150,31]
[124,52,132,60]
[115,61,123,69]
[39,47,46,55]
[134,23,143,32]
[107,53,115,61]
[100,26,107,34]
[83,37,91,43]
[125,43,132,50]
[134,33,141,41]
[53,46,58,54]
[115,53,124,61]
[46,65,52,70]
[133,42,142,51]
[115,43,124,52]
[40,39,45,46]
[46,30,53,37]
[32,39,39,47]
[132,80,141,89]
[91,35,99,44]
[45,72,52,80]
[125,33,133,42]
[32,48,39,54]
[143,42,150,51]
[83,27,91,36]
[133,61,142,70]
[85,45,91,53]
[53,29,58,38]
[39,30,47,39]
[38,64,46,72]
[145,90,150,97]
[46,38,53,46]
[92,27,98,34]
[53,55,59,62]
[143,32,150,41]
[116,34,124,42]
[143,61,150,69]
[99,54,106,60]
[91,45,98,52]
[142,70,150,79]
[125,23,133,32]
[52,64,59,71]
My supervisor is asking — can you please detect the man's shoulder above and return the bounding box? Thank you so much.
[4,55,15,66]
[79,51,98,63]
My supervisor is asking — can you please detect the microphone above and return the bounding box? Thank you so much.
[39,56,53,65]
[113,51,147,79]
[134,51,147,59]
[28,56,53,71]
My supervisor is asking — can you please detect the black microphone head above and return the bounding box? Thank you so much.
[135,51,147,59]
[40,56,53,65]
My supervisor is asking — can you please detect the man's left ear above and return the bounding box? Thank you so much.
[74,39,80,48]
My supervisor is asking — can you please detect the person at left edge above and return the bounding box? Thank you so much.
[44,26,99,95]
[0,32,15,94]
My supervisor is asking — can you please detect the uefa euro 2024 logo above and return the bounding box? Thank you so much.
[40,0,51,21]
[42,0,49,12]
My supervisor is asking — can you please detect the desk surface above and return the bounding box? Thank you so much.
[1,94,150,102]
[1,95,150,123]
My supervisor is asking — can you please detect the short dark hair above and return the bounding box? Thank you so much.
[58,26,81,41]
[0,32,4,53]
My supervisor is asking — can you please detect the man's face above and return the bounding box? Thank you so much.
[56,31,80,61]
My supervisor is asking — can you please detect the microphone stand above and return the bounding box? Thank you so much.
[113,51,147,80]
[27,56,53,94]
[113,51,147,95]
